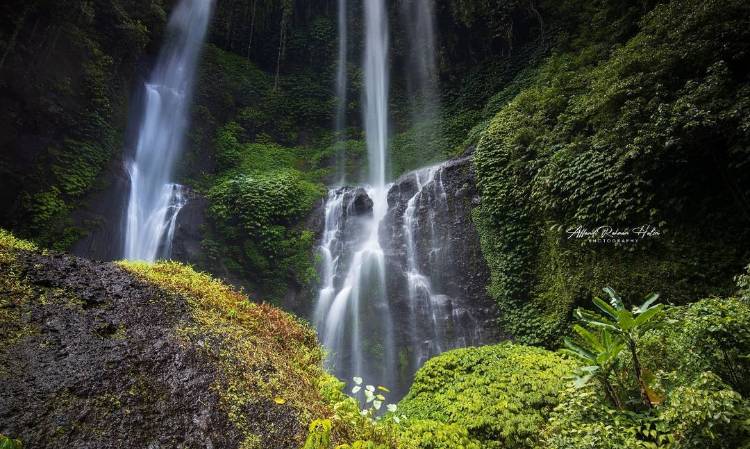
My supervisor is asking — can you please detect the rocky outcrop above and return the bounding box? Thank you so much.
[0,232,332,449]
[381,156,499,377]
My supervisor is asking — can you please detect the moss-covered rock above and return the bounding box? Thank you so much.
[0,229,336,448]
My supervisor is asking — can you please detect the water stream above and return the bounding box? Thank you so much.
[123,0,212,261]
[313,0,494,397]
[335,0,348,182]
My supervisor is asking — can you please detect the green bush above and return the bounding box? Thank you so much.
[398,344,576,449]
[540,372,749,449]
[398,420,481,449]
[640,297,750,395]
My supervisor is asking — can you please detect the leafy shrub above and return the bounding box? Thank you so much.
[640,297,750,395]
[398,344,576,449]
[540,372,750,449]
[398,420,481,449]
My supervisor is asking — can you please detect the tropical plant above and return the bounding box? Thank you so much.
[573,287,664,408]
[562,325,626,408]
[350,377,401,422]
[0,435,22,449]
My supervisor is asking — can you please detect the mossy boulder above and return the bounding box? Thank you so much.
[0,229,333,448]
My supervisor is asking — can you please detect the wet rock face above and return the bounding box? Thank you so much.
[0,250,299,449]
[381,156,499,389]
[348,187,374,217]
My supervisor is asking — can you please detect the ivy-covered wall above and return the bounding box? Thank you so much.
[471,0,750,345]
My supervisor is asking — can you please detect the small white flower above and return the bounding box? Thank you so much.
[353,377,363,385]
[351,386,362,394]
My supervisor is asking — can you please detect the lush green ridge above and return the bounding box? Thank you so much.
[0,229,395,448]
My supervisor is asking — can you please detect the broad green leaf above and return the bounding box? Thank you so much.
[573,324,604,352]
[634,304,663,327]
[617,310,636,331]
[636,293,660,314]
[593,297,619,319]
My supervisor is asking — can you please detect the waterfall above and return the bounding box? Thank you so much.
[400,166,483,368]
[401,0,439,115]
[123,0,212,261]
[314,0,492,397]
[314,0,396,389]
[335,0,348,182]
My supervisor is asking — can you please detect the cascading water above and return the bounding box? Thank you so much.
[400,0,439,117]
[314,0,494,397]
[123,0,212,261]
[398,165,483,369]
[334,0,348,182]
[314,0,396,389]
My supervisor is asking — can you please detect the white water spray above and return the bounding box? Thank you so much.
[314,0,396,387]
[335,0,348,182]
[123,0,212,261]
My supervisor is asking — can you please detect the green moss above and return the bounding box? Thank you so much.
[398,343,577,449]
[119,260,332,447]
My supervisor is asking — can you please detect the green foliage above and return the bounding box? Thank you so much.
[540,372,750,449]
[0,435,22,449]
[473,0,750,345]
[545,291,750,449]
[398,420,481,449]
[640,297,750,395]
[304,419,333,449]
[398,344,576,449]
[208,166,323,297]
[0,0,163,249]
[565,289,664,409]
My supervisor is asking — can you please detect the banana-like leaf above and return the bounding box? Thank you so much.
[592,296,619,320]
[562,338,596,362]
[602,287,624,310]
[634,303,663,327]
[577,307,617,328]
[636,293,660,314]
[573,324,604,352]
[617,309,636,331]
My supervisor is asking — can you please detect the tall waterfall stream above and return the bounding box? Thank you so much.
[313,0,494,397]
[123,0,212,261]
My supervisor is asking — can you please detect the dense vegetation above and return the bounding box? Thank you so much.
[471,0,750,345]
[2,0,750,447]
[0,0,168,249]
